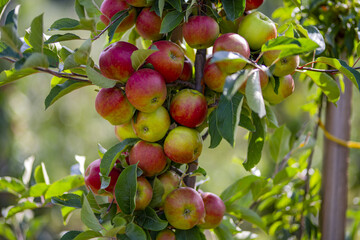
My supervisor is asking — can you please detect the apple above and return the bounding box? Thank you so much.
[85,159,121,195]
[115,122,137,141]
[129,140,167,177]
[213,33,251,73]
[182,16,219,49]
[203,57,227,92]
[245,0,264,11]
[147,41,185,83]
[238,11,277,50]
[158,171,180,205]
[125,69,167,113]
[179,58,192,81]
[132,106,171,142]
[156,229,176,240]
[262,50,300,77]
[198,192,226,229]
[95,87,135,125]
[164,126,203,164]
[100,0,136,33]
[262,74,295,105]
[135,8,163,40]
[99,41,138,83]
[126,0,152,7]
[170,89,208,128]
[164,187,205,230]
[238,66,269,94]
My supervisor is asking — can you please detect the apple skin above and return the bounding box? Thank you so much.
[156,229,176,240]
[262,50,300,77]
[147,41,185,83]
[132,106,171,142]
[100,0,136,33]
[135,177,153,210]
[158,171,180,205]
[136,8,163,40]
[238,66,269,94]
[126,0,152,7]
[115,122,137,142]
[85,159,121,195]
[164,187,205,230]
[129,140,167,177]
[262,74,295,105]
[164,126,203,164]
[170,89,208,128]
[182,16,219,49]
[238,11,277,50]
[245,0,264,11]
[198,192,226,229]
[213,33,251,73]
[125,69,167,113]
[179,58,192,81]
[99,41,138,83]
[95,87,135,125]
[203,57,227,92]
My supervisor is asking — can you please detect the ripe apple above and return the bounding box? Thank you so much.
[238,66,269,94]
[99,41,138,83]
[262,74,295,105]
[164,187,205,230]
[100,0,136,33]
[245,0,264,11]
[156,229,176,240]
[115,122,137,141]
[179,58,192,81]
[213,33,251,73]
[198,192,226,229]
[135,176,153,210]
[147,41,185,83]
[164,126,202,164]
[125,69,167,113]
[182,16,219,49]
[238,11,277,50]
[95,87,135,125]
[262,50,300,77]
[203,57,227,92]
[170,89,208,128]
[129,140,167,177]
[126,0,152,7]
[132,106,170,142]
[135,8,163,40]
[158,171,180,205]
[85,159,121,195]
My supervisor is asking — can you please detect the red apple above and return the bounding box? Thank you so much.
[213,33,251,73]
[238,11,277,50]
[156,229,176,240]
[135,177,153,210]
[99,41,138,82]
[100,0,136,33]
[262,74,295,105]
[132,106,171,142]
[95,87,135,125]
[164,126,203,164]
[179,58,193,81]
[198,192,226,229]
[164,187,205,230]
[238,66,269,94]
[183,16,219,49]
[126,0,152,7]
[135,8,163,40]
[147,41,185,83]
[262,50,300,77]
[85,159,121,195]
[245,0,264,11]
[158,171,180,205]
[115,121,137,141]
[125,69,167,113]
[203,57,227,92]
[129,140,167,177]
[170,89,207,128]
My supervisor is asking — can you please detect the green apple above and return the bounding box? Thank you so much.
[115,121,137,141]
[262,50,300,77]
[262,74,295,105]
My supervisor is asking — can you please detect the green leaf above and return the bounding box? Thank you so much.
[185,0,196,21]
[0,41,20,58]
[45,80,91,109]
[149,177,165,208]
[265,104,279,128]
[214,223,233,240]
[0,223,16,240]
[45,175,84,199]
[305,71,340,103]
[108,10,129,42]
[86,65,117,88]
[175,226,206,240]
[77,0,102,17]
[0,0,10,15]
[221,175,262,202]
[45,33,81,44]
[119,222,147,240]
[222,0,245,21]
[357,42,360,58]
[160,11,184,34]
[5,201,38,218]
[245,70,266,118]
[316,57,360,90]
[238,103,255,132]
[29,14,43,52]
[49,18,81,30]
[29,183,49,197]
[192,166,207,177]
[273,166,298,185]
[223,70,250,100]
[135,207,168,231]
[208,110,222,148]
[114,165,138,215]
[166,0,182,12]
[227,206,267,232]
[304,26,325,55]
[0,177,26,196]
[269,125,291,163]
[243,112,265,171]
[211,51,251,68]
[60,231,82,240]
[131,49,158,71]
[74,39,92,65]
[158,0,165,17]
[34,162,50,184]
[73,230,103,240]
[52,193,82,208]
[0,24,22,53]
[81,195,103,231]
[22,53,49,69]
[105,226,126,237]
[0,68,38,86]
[75,0,86,19]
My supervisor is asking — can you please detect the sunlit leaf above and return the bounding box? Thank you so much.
[245,70,266,118]
[45,175,84,199]
[81,195,103,231]
[131,48,158,71]
[28,14,43,52]
[0,177,26,196]
[86,65,117,88]
[5,201,38,218]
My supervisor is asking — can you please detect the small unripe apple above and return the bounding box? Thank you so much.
[95,87,135,125]
[99,41,138,82]
[179,58,192,81]
[132,106,171,142]
[100,0,136,33]
[238,11,277,50]
[158,171,180,205]
[238,66,269,94]
[126,0,152,7]
[125,69,167,113]
[136,8,163,40]
[262,74,295,105]
[164,126,202,164]
[164,187,205,230]
[198,192,226,229]
[262,50,300,77]
[156,229,176,240]
[245,0,264,11]
[183,16,219,49]
[129,140,167,177]
[170,89,208,128]
[203,57,227,92]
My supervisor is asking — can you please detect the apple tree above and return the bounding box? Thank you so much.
[0,0,360,239]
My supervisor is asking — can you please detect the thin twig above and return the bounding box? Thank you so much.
[92,10,129,41]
